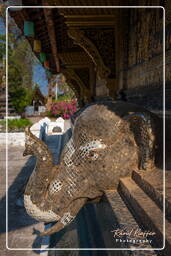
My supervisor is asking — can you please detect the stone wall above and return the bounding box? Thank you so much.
[0,133,25,146]
[121,2,171,110]
[0,117,68,146]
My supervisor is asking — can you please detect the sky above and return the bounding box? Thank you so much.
[33,64,48,95]
[0,15,49,96]
[0,17,5,34]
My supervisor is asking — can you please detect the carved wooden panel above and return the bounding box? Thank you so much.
[124,6,171,92]
[128,8,165,68]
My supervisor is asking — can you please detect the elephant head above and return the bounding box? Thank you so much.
[23,101,157,236]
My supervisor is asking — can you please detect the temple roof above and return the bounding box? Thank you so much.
[8,0,164,104]
[9,0,124,74]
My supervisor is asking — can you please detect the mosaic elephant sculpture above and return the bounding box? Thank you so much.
[23,101,159,236]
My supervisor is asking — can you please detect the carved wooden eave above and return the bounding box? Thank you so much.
[68,28,111,80]
[10,1,122,99]
[64,77,81,100]
[67,81,80,98]
[61,68,83,99]
[56,2,119,15]
[60,15,117,27]
[58,51,92,66]
[63,68,89,93]
[18,8,30,22]
[42,0,60,72]
[59,51,95,97]
[57,7,118,97]
[61,68,91,99]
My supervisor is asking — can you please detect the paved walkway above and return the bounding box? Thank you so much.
[0,120,72,255]
[0,146,46,255]
[0,118,170,255]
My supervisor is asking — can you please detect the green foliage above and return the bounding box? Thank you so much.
[46,111,53,118]
[0,118,32,131]
[9,87,33,114]
[0,15,36,119]
[0,35,5,59]
[8,63,22,89]
[58,81,75,99]
[9,39,34,90]
[0,33,36,114]
[0,32,34,92]
[0,33,16,61]
[50,74,76,102]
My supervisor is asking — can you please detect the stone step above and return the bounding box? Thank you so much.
[0,107,15,111]
[0,113,6,117]
[0,97,12,102]
[0,101,12,104]
[118,177,171,255]
[100,190,157,254]
[0,102,14,106]
[132,170,171,222]
[151,110,171,119]
[0,112,18,116]
[0,99,6,103]
[132,170,163,213]
[0,105,15,109]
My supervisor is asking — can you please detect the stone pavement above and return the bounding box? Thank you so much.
[0,120,72,256]
[0,118,170,255]
[0,146,47,256]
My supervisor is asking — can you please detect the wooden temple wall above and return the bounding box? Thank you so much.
[119,3,171,111]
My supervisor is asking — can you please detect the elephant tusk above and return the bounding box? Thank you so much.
[39,197,87,236]
[39,221,65,236]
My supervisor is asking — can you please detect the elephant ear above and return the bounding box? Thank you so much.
[24,125,53,160]
[123,112,156,170]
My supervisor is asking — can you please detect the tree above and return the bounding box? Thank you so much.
[10,87,33,114]
[0,35,5,59]
[0,9,47,114]
[9,38,34,90]
[0,33,34,114]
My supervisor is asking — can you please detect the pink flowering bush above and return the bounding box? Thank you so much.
[50,99,77,119]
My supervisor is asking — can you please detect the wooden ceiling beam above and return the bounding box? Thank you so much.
[30,12,44,20]
[35,29,49,36]
[34,19,47,25]
[19,8,30,21]
[42,0,60,73]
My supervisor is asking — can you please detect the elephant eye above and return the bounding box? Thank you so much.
[88,151,99,160]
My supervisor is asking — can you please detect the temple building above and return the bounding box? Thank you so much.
[8,0,170,111]
[2,0,171,253]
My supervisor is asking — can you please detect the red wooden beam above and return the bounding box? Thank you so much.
[42,0,60,73]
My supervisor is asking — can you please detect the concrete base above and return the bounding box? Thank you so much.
[0,133,25,146]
